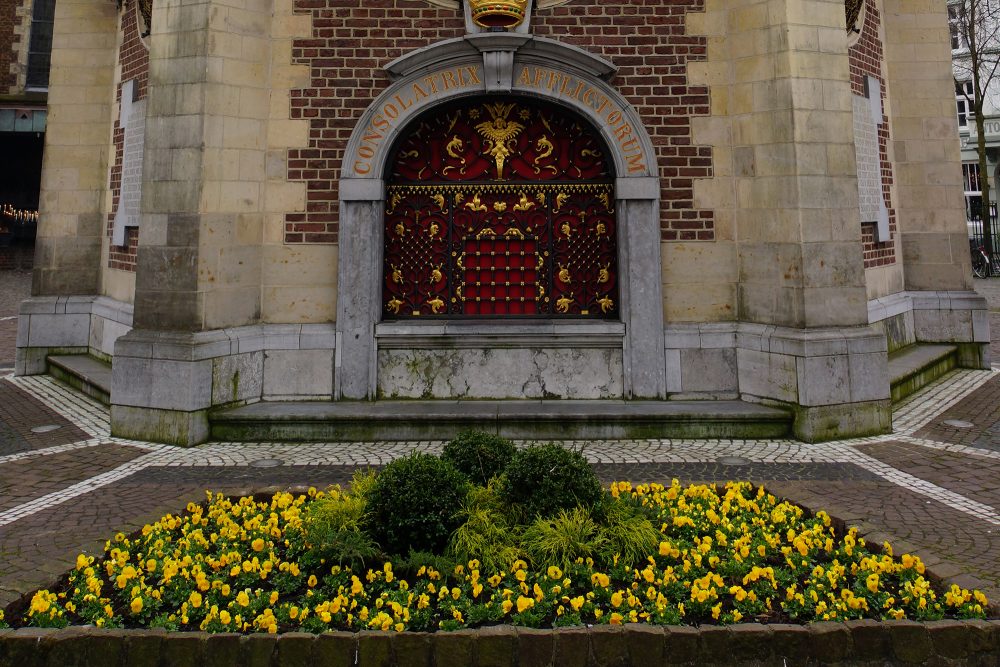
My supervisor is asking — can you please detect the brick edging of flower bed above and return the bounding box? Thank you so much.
[1,619,999,666]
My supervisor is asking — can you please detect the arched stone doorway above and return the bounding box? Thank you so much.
[335,35,665,401]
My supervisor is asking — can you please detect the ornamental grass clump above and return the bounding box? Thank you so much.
[3,480,991,634]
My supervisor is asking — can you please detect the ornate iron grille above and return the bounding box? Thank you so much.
[382,98,618,318]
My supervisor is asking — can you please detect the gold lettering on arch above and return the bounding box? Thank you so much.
[516,66,647,174]
[352,66,482,176]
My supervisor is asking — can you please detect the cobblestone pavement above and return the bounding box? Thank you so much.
[0,270,31,371]
[0,368,1000,615]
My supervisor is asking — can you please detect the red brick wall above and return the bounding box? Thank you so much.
[106,0,149,273]
[849,0,897,269]
[286,0,713,244]
[0,0,24,93]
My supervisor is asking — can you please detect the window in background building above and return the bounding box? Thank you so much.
[25,0,56,90]
[957,80,974,127]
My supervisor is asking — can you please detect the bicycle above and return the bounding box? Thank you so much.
[971,242,1000,278]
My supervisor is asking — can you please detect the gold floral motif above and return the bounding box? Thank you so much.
[476,228,497,239]
[556,294,574,313]
[555,192,568,211]
[493,201,507,212]
[391,265,403,285]
[429,265,443,284]
[595,221,607,236]
[428,221,439,238]
[432,193,446,211]
[597,264,610,284]
[465,193,487,212]
[504,228,524,239]
[394,222,406,238]
[513,192,535,212]
[560,222,572,238]
[557,264,571,284]
[386,298,403,315]
[597,296,614,313]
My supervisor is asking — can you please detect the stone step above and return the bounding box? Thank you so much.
[888,343,958,403]
[47,354,112,406]
[209,399,793,442]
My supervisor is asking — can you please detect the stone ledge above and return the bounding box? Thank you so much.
[0,621,996,666]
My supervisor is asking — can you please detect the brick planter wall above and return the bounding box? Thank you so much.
[1,620,998,666]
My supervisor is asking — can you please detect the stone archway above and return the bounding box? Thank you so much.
[335,35,664,401]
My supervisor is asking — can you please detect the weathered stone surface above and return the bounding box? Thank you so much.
[377,348,624,400]
[624,624,664,664]
[589,625,628,667]
[663,625,700,664]
[844,619,890,660]
[696,626,731,664]
[727,623,772,662]
[275,631,316,667]
[157,631,207,667]
[515,627,554,667]
[807,622,852,663]
[357,631,394,667]
[768,624,810,662]
[432,628,475,665]
[391,631,432,667]
[2,628,56,667]
[123,628,167,667]
[202,632,241,667]
[476,625,516,667]
[553,626,592,667]
[886,620,933,664]
[925,619,972,660]
[239,633,278,667]
[314,632,355,667]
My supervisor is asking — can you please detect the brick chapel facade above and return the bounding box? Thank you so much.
[15,0,992,445]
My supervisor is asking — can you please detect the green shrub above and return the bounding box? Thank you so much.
[348,468,379,501]
[364,453,468,555]
[442,430,517,485]
[522,507,602,569]
[499,443,602,518]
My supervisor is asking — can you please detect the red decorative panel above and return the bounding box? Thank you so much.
[383,98,618,318]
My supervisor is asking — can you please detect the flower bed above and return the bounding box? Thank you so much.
[1,473,988,634]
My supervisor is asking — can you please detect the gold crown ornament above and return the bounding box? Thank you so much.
[469,0,529,29]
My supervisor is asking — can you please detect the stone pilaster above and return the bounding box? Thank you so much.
[693,0,890,441]
[879,0,989,367]
[31,0,118,297]
[111,0,274,445]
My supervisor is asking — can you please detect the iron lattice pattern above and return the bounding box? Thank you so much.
[383,98,618,318]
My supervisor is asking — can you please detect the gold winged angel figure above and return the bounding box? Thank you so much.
[475,102,526,180]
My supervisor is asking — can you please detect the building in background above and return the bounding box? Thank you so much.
[950,0,1000,246]
[13,0,992,446]
[0,0,51,269]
